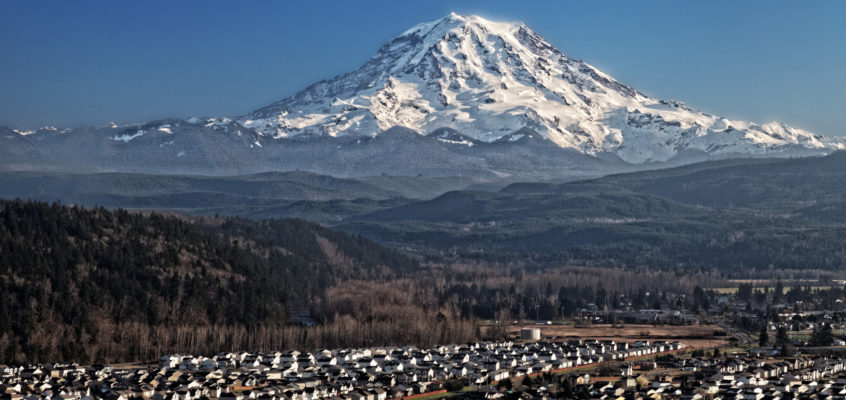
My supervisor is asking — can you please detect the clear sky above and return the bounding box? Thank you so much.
[1,0,844,136]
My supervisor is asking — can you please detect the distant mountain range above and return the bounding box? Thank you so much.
[329,152,846,269]
[2,13,841,180]
[5,152,846,270]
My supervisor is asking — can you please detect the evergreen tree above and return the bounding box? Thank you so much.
[692,286,709,312]
[560,377,573,398]
[737,283,753,301]
[781,342,796,357]
[445,379,464,392]
[775,326,789,347]
[759,323,769,347]
[812,322,835,346]
[774,280,784,303]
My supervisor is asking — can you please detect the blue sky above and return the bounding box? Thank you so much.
[1,0,844,136]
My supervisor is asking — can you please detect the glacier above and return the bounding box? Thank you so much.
[238,13,842,163]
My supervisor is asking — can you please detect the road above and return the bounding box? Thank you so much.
[706,316,753,346]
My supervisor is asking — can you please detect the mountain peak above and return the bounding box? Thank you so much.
[5,14,842,179]
[385,12,542,75]
[400,12,517,36]
[241,13,635,144]
[238,14,841,163]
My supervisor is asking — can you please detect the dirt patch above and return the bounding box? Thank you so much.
[499,324,730,349]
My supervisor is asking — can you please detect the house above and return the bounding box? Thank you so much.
[370,388,386,400]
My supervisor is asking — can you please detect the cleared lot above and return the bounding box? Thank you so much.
[501,324,731,349]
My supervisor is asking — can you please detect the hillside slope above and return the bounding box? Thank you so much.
[0,200,417,362]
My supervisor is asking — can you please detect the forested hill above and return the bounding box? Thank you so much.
[335,152,846,270]
[0,199,418,363]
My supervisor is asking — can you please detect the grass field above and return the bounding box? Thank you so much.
[710,286,833,294]
[787,329,846,341]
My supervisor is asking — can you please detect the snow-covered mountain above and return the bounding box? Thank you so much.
[239,12,842,163]
[2,13,842,179]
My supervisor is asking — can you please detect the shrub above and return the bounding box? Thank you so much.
[445,379,465,392]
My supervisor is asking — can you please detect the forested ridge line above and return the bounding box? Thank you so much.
[0,199,421,363]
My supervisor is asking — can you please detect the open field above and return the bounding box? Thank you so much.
[725,279,841,284]
[499,324,731,350]
[710,286,833,294]
[787,330,846,341]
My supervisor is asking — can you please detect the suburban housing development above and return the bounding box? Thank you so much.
[1,339,684,400]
